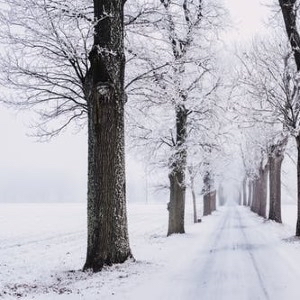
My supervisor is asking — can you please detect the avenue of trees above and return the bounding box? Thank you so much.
[1,0,300,272]
[234,0,300,237]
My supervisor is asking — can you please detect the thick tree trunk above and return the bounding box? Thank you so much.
[168,170,186,234]
[83,0,132,272]
[296,135,300,236]
[269,152,284,223]
[167,105,187,236]
[251,162,268,218]
[278,1,300,235]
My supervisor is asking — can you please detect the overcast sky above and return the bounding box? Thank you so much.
[0,0,271,203]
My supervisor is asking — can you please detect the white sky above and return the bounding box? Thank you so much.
[223,0,271,40]
[0,0,272,203]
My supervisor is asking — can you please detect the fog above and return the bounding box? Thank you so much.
[0,0,272,204]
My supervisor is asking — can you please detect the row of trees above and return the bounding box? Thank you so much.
[0,0,226,272]
[235,0,300,236]
[1,0,300,274]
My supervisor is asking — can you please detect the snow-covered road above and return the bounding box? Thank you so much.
[125,205,300,300]
[192,205,300,300]
[1,203,300,299]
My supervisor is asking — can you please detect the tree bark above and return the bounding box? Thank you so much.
[250,161,268,218]
[218,184,226,206]
[210,190,217,212]
[248,180,253,207]
[168,170,186,235]
[203,192,212,216]
[238,189,242,206]
[190,173,198,223]
[203,167,214,216]
[258,163,269,218]
[251,176,260,214]
[83,0,132,272]
[268,138,287,223]
[278,1,300,236]
[278,0,300,71]
[167,105,187,236]
[242,177,247,206]
[296,135,300,236]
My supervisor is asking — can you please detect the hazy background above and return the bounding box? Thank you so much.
[0,0,277,204]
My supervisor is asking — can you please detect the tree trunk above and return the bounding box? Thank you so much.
[278,0,300,71]
[296,135,300,236]
[202,167,214,216]
[167,105,187,236]
[242,177,247,206]
[83,0,132,272]
[258,163,269,218]
[168,171,186,234]
[248,180,253,207]
[238,189,242,205]
[269,150,284,223]
[278,1,300,235]
[210,190,217,212]
[218,184,226,206]
[203,192,211,216]
[251,177,260,214]
[190,174,198,223]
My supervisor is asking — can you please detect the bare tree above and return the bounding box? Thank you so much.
[0,0,132,272]
[237,35,294,223]
[268,136,288,222]
[127,0,223,236]
[278,0,300,234]
[83,0,133,272]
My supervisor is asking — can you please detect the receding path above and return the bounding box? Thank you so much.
[193,205,299,300]
[126,205,300,300]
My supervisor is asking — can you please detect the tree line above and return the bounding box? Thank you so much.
[0,0,299,273]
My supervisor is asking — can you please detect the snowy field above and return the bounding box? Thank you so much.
[1,202,300,299]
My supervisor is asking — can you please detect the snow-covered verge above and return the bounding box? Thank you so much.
[1,202,300,299]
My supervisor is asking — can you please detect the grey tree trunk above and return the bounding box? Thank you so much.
[189,173,198,223]
[168,170,186,235]
[278,1,300,236]
[278,0,300,70]
[251,163,268,218]
[210,190,217,212]
[242,177,247,206]
[83,0,132,272]
[268,138,287,223]
[167,105,187,236]
[296,135,300,236]
[238,189,242,205]
[203,168,214,216]
[203,192,212,216]
[258,163,269,218]
[248,180,253,207]
[218,184,226,206]
[251,176,260,214]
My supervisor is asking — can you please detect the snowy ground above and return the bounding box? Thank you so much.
[1,202,300,299]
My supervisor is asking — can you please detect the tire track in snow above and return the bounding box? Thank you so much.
[235,207,270,300]
[196,205,272,300]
